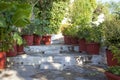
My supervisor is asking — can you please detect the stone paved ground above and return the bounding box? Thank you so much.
[0,64,107,80]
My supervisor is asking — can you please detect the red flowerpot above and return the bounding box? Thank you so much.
[6,44,17,57]
[105,72,120,80]
[78,39,86,52]
[42,35,51,45]
[71,37,79,45]
[106,50,118,66]
[64,35,68,44]
[17,45,24,55]
[22,35,33,46]
[86,42,100,55]
[64,35,72,45]
[0,52,6,69]
[34,35,42,45]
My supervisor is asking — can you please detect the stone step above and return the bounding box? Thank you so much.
[40,62,63,70]
[7,52,105,70]
[24,44,79,54]
[50,33,64,44]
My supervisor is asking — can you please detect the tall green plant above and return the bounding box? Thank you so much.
[70,0,96,26]
[35,0,69,35]
[49,1,69,34]
[104,17,120,63]
[0,1,32,51]
[70,0,97,39]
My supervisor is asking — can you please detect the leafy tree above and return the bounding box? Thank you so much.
[70,0,97,26]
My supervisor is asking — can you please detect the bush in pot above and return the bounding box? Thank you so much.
[22,25,34,46]
[69,0,97,52]
[85,24,103,55]
[0,1,32,68]
[65,25,78,45]
[104,18,120,66]
[105,66,120,80]
[33,18,43,45]
[77,25,91,52]
[61,23,72,44]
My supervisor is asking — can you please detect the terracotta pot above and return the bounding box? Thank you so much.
[34,35,42,45]
[42,35,51,45]
[64,35,71,45]
[78,39,86,52]
[86,42,100,55]
[64,35,68,44]
[17,45,24,55]
[106,50,118,66]
[0,52,6,69]
[22,35,33,46]
[105,72,120,80]
[71,37,79,45]
[6,44,17,57]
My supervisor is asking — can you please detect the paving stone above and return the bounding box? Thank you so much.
[55,77,65,80]
[75,77,89,80]
[3,36,108,80]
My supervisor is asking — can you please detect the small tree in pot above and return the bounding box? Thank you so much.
[85,24,103,55]
[104,18,120,66]
[0,1,33,68]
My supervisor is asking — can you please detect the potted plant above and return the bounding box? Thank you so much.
[105,66,120,80]
[104,18,120,66]
[85,24,103,55]
[61,23,72,45]
[16,33,26,55]
[77,25,90,52]
[0,1,32,68]
[33,18,43,45]
[22,25,34,46]
[68,25,79,45]
[68,0,97,52]
[37,0,69,45]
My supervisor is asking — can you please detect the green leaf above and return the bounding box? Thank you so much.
[13,32,23,45]
[0,15,6,27]
[12,9,32,27]
[0,2,13,12]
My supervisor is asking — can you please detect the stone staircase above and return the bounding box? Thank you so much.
[7,34,107,70]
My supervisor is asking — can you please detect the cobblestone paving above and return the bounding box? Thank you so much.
[31,64,107,80]
[0,64,107,80]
